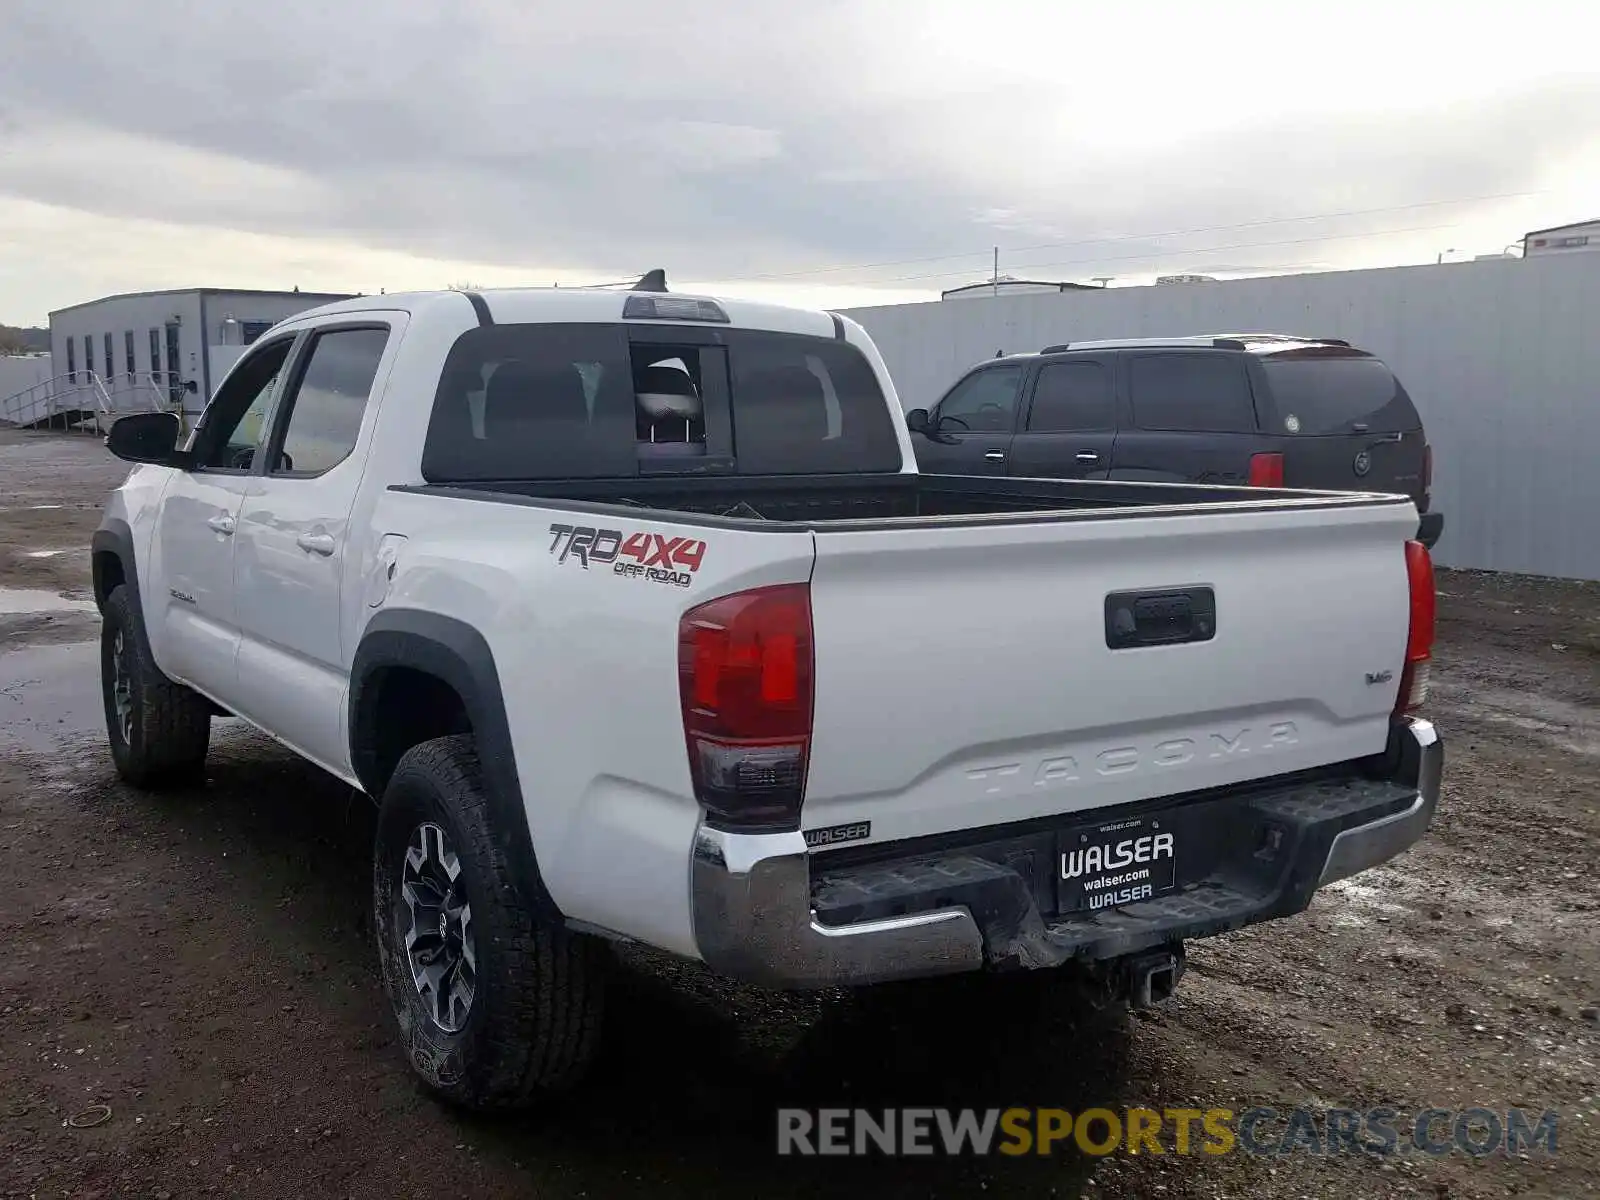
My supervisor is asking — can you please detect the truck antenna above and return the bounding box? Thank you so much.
[631,268,668,293]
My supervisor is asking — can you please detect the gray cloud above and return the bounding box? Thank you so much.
[1,1,1596,289]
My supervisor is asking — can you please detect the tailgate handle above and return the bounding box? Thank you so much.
[1104,587,1217,649]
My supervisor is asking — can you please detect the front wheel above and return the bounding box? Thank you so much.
[373,735,607,1110]
[100,584,211,789]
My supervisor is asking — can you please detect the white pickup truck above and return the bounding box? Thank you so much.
[92,280,1442,1110]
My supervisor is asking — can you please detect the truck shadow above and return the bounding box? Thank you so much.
[496,956,1138,1197]
[155,730,1137,1197]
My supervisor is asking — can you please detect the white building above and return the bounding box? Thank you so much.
[1522,219,1599,258]
[45,286,355,421]
[0,353,53,411]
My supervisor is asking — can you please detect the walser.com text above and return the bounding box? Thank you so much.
[777,1106,1560,1159]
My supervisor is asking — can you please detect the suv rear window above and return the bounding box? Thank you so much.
[1128,353,1257,433]
[421,323,903,482]
[1260,354,1420,435]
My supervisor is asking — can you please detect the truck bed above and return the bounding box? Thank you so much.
[374,466,1420,934]
[393,470,1401,529]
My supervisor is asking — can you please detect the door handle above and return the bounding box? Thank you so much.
[206,515,235,536]
[984,449,1007,462]
[297,532,337,556]
[1075,450,1101,463]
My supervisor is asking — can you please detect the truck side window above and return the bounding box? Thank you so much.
[269,327,390,476]
[192,337,296,472]
[1129,354,1256,433]
[935,366,1023,433]
[1028,362,1115,432]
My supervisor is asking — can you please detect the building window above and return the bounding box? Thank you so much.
[84,336,94,382]
[125,331,136,377]
[67,339,76,383]
[165,324,182,405]
[149,329,161,375]
[241,320,274,346]
[104,333,115,380]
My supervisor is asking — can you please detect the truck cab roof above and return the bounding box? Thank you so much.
[286,286,846,342]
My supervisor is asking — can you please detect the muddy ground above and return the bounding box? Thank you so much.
[1,426,1595,1199]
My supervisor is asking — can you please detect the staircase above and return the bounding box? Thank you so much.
[1,371,180,433]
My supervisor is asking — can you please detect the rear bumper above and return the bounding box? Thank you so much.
[690,718,1442,988]
[1417,511,1444,548]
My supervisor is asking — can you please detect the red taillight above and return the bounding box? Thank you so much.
[1248,452,1284,488]
[1396,539,1435,715]
[679,583,814,831]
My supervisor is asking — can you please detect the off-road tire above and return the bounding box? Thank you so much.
[373,734,607,1110]
[101,584,211,789]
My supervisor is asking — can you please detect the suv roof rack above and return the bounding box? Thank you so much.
[1040,335,1248,353]
[1214,332,1355,348]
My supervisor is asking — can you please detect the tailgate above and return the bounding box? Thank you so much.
[802,498,1419,847]
[1281,428,1426,505]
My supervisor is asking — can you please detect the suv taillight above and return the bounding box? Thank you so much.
[1396,540,1435,716]
[679,584,814,831]
[1248,452,1284,488]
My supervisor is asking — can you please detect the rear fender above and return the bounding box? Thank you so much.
[350,608,561,921]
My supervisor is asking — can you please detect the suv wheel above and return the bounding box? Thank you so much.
[373,734,606,1110]
[100,584,211,788]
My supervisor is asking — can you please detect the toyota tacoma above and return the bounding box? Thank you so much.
[90,277,1443,1110]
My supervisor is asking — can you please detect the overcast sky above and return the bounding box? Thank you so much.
[1,0,1597,324]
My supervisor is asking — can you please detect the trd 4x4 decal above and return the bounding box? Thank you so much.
[548,523,707,589]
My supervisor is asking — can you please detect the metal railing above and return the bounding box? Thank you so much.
[101,370,185,414]
[1,370,182,434]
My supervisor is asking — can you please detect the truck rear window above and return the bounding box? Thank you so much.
[421,322,903,481]
[1260,355,1420,435]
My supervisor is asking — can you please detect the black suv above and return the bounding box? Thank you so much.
[905,334,1441,546]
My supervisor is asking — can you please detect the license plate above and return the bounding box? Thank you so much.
[1058,815,1177,913]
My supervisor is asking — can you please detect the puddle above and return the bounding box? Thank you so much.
[0,640,248,758]
[0,641,103,752]
[0,587,96,615]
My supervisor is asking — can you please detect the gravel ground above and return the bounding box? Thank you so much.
[0,427,1595,1199]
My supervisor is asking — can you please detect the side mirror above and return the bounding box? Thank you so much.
[905,408,931,435]
[106,412,183,466]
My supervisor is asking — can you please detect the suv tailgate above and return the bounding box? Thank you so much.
[1259,352,1428,506]
[802,497,1419,846]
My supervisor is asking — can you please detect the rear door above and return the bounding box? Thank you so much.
[1254,351,1427,504]
[1109,351,1264,485]
[232,320,398,775]
[1005,357,1119,480]
[909,363,1025,476]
